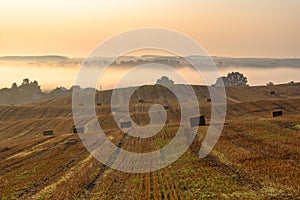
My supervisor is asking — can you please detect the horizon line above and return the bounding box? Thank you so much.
[0,54,300,59]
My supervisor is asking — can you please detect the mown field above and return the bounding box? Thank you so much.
[0,84,300,199]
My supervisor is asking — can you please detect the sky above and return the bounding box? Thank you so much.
[0,0,300,58]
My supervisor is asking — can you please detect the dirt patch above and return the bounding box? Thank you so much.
[274,121,296,129]
[0,147,10,153]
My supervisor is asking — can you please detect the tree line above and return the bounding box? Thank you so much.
[0,73,250,105]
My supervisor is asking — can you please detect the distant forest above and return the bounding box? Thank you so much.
[0,78,73,105]
[0,73,294,105]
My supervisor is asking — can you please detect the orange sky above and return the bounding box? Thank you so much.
[0,0,300,58]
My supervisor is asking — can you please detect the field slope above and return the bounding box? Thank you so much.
[0,83,300,199]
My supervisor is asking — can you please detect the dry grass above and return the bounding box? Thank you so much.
[0,84,300,199]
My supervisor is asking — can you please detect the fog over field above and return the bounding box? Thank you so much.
[0,56,299,90]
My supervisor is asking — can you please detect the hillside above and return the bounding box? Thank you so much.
[0,84,299,199]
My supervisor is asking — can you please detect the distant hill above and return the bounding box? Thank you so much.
[0,55,299,69]
[0,55,69,62]
[212,57,300,68]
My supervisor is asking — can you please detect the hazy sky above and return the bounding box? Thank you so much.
[1,0,299,58]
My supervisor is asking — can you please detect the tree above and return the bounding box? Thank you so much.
[50,86,69,97]
[22,78,30,85]
[32,80,39,86]
[266,82,274,86]
[156,76,174,87]
[214,72,248,87]
[11,82,18,89]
